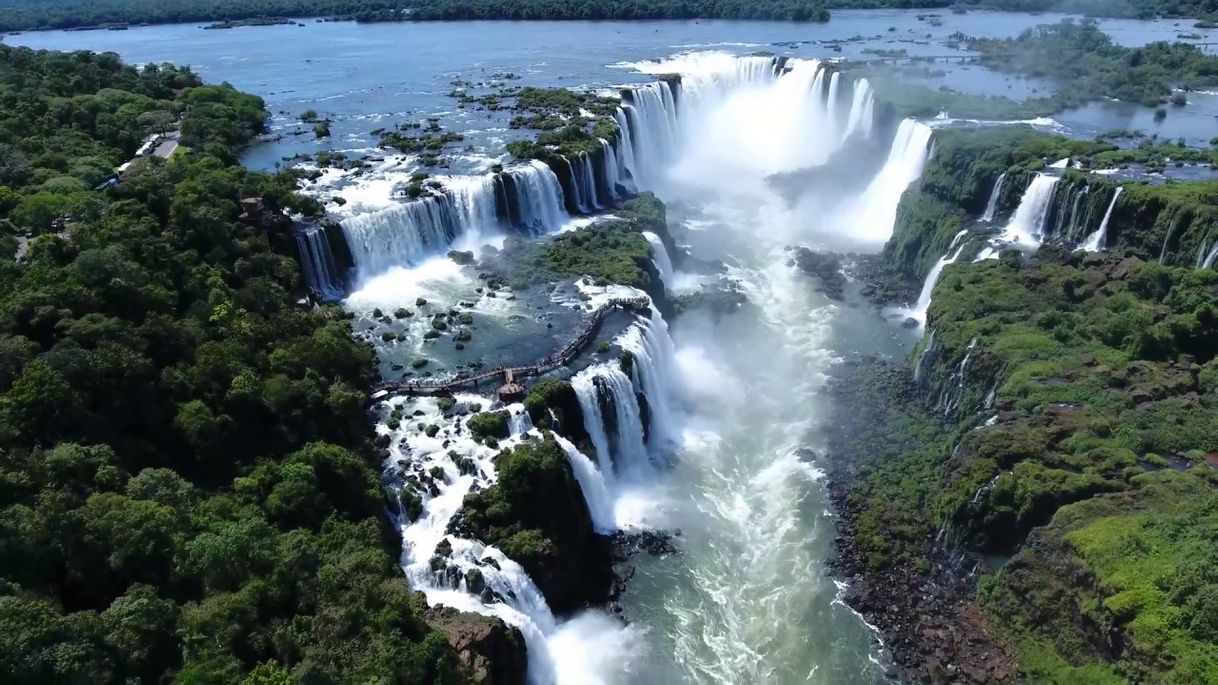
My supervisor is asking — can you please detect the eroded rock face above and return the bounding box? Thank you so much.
[425,606,527,685]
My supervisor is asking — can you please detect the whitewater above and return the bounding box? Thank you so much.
[348,52,931,684]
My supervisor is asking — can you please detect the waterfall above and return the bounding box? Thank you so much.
[576,152,602,212]
[610,117,639,194]
[599,138,623,200]
[850,119,934,244]
[293,222,346,301]
[559,153,602,214]
[389,396,635,685]
[615,308,679,456]
[553,433,616,534]
[1203,240,1218,269]
[572,370,616,478]
[340,194,464,281]
[1160,213,1185,263]
[620,82,680,189]
[990,173,1060,252]
[938,338,978,415]
[500,160,570,234]
[615,56,875,191]
[842,78,875,140]
[642,231,675,293]
[825,71,842,135]
[980,172,1007,223]
[910,229,969,324]
[1079,187,1123,252]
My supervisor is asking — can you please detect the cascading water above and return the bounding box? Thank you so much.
[620,82,680,188]
[554,433,617,533]
[293,222,346,300]
[642,231,675,293]
[498,160,570,234]
[340,193,465,281]
[574,361,654,478]
[846,118,934,244]
[599,138,624,200]
[363,51,925,683]
[1203,240,1218,269]
[1079,186,1123,252]
[980,172,1007,223]
[614,309,680,456]
[909,229,970,325]
[842,77,875,140]
[616,54,877,189]
[389,396,639,684]
[990,173,1061,252]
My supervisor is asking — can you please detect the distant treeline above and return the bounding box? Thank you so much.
[0,0,1215,32]
[0,0,828,31]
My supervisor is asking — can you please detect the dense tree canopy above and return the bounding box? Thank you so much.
[0,44,459,683]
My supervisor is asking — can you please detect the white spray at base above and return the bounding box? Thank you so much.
[838,119,935,245]
[642,231,676,293]
[977,173,1061,259]
[387,397,640,685]
[1078,186,1123,252]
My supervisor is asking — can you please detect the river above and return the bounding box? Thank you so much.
[6,12,1206,683]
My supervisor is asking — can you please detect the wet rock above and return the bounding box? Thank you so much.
[448,249,475,265]
[465,567,486,594]
[791,247,847,301]
[426,606,527,685]
[611,530,677,559]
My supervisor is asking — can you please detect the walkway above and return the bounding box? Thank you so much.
[372,296,650,398]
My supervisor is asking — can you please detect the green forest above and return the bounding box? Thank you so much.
[0,44,464,682]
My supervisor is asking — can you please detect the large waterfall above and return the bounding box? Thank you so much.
[615,54,879,187]
[497,160,570,234]
[342,164,568,283]
[341,192,468,281]
[363,51,933,683]
[848,118,934,244]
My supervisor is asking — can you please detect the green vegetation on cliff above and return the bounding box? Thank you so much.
[843,245,1218,681]
[456,432,612,614]
[497,194,669,296]
[0,45,466,683]
[849,111,1218,680]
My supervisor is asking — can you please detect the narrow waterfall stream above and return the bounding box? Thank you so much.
[1078,186,1124,252]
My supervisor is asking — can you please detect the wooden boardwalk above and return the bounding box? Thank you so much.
[372,296,650,398]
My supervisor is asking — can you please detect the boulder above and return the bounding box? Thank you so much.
[425,606,527,685]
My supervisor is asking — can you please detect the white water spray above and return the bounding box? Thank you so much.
[643,231,675,293]
[1079,186,1123,252]
[909,229,970,325]
[980,172,1007,223]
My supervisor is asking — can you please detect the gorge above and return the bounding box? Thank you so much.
[5,10,1218,685]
